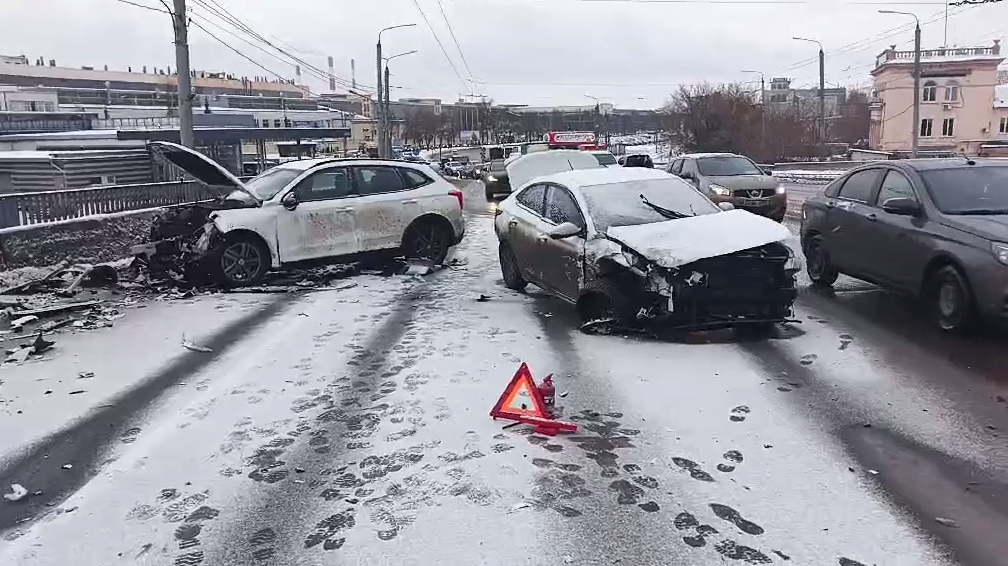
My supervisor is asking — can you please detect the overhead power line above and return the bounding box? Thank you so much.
[190,0,369,93]
[412,0,470,92]
[187,18,309,90]
[113,0,169,13]
[436,0,475,78]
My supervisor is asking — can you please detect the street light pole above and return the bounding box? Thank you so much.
[381,50,417,157]
[172,0,194,147]
[376,24,415,158]
[742,70,766,150]
[880,10,921,157]
[793,37,826,152]
[585,94,600,141]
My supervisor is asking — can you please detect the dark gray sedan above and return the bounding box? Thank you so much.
[800,158,1008,333]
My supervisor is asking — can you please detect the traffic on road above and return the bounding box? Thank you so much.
[1,142,1007,566]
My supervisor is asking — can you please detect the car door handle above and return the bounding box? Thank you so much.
[401,199,418,204]
[866,213,877,222]
[508,219,518,227]
[826,201,836,209]
[335,207,352,212]
[536,235,548,244]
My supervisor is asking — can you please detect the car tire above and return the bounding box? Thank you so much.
[209,233,269,287]
[927,265,976,333]
[578,278,634,328]
[485,187,495,201]
[499,242,527,291]
[804,235,839,286]
[403,220,452,265]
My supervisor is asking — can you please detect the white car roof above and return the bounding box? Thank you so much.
[506,149,604,190]
[275,158,431,171]
[533,166,673,190]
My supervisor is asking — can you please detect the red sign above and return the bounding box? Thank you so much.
[545,131,597,146]
[490,363,579,435]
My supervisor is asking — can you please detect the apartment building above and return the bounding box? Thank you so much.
[869,40,1006,155]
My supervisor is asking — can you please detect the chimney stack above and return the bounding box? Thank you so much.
[328,56,336,92]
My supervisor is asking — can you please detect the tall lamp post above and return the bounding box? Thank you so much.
[793,37,826,152]
[376,24,415,158]
[742,70,766,151]
[383,50,417,157]
[880,10,921,158]
[585,94,601,142]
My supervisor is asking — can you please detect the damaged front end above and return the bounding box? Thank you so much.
[129,199,240,282]
[592,239,800,332]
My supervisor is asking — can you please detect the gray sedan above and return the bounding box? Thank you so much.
[800,158,1008,333]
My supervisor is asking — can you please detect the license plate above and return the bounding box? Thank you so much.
[738,197,768,207]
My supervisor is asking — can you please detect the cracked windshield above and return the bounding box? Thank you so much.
[4,0,1008,564]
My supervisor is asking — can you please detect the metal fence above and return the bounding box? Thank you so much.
[0,181,217,229]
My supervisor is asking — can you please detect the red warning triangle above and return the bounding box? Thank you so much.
[490,362,549,420]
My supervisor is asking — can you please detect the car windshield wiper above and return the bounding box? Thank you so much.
[640,194,689,219]
[948,208,1008,215]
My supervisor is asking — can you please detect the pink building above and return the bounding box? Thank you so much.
[869,40,1008,156]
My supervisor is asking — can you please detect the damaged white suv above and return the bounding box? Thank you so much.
[495,154,800,334]
[135,142,465,286]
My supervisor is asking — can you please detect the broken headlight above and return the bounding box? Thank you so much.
[784,245,803,272]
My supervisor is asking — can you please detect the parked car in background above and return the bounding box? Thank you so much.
[495,161,798,333]
[620,154,654,168]
[667,153,786,222]
[483,159,513,200]
[802,158,1008,333]
[444,161,464,177]
[139,142,465,287]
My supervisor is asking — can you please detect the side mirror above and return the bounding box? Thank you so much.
[718,202,735,211]
[679,171,693,180]
[281,191,299,211]
[548,222,582,239]
[763,169,773,176]
[881,197,920,216]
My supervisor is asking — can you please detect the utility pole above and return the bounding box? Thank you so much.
[912,21,921,158]
[172,0,194,147]
[375,24,415,159]
[793,37,826,152]
[385,65,391,156]
[375,41,383,158]
[742,70,766,150]
[880,11,921,157]
[818,47,826,150]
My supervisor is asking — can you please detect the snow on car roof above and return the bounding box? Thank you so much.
[541,166,673,188]
[275,158,429,171]
[680,152,742,158]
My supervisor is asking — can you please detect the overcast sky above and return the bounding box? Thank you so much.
[3,0,1006,108]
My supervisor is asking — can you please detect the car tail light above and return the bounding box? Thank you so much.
[449,189,464,210]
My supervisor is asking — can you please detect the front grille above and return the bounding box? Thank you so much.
[732,188,776,198]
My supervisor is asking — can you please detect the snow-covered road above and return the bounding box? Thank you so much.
[1,181,1007,566]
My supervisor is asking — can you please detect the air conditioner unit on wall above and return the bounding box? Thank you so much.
[942,103,953,110]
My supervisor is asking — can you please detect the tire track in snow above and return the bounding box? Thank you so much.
[740,338,1007,566]
[524,295,712,565]
[0,294,298,534]
[204,282,435,564]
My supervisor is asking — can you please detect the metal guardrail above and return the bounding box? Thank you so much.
[0,181,216,229]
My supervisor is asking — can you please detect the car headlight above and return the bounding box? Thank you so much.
[710,184,731,196]
[486,174,497,182]
[991,242,1008,265]
[776,184,786,195]
[784,245,803,272]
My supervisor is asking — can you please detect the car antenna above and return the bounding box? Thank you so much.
[567,159,574,171]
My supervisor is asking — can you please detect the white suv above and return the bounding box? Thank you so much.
[147,142,465,286]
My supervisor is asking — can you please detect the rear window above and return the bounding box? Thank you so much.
[920,166,1008,214]
[593,153,618,166]
[490,160,507,172]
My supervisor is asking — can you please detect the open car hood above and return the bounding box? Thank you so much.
[505,150,603,190]
[148,141,262,205]
[606,209,791,269]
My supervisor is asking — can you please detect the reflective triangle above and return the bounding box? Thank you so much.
[490,362,548,420]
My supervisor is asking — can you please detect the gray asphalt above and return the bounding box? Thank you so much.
[1,180,1006,566]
